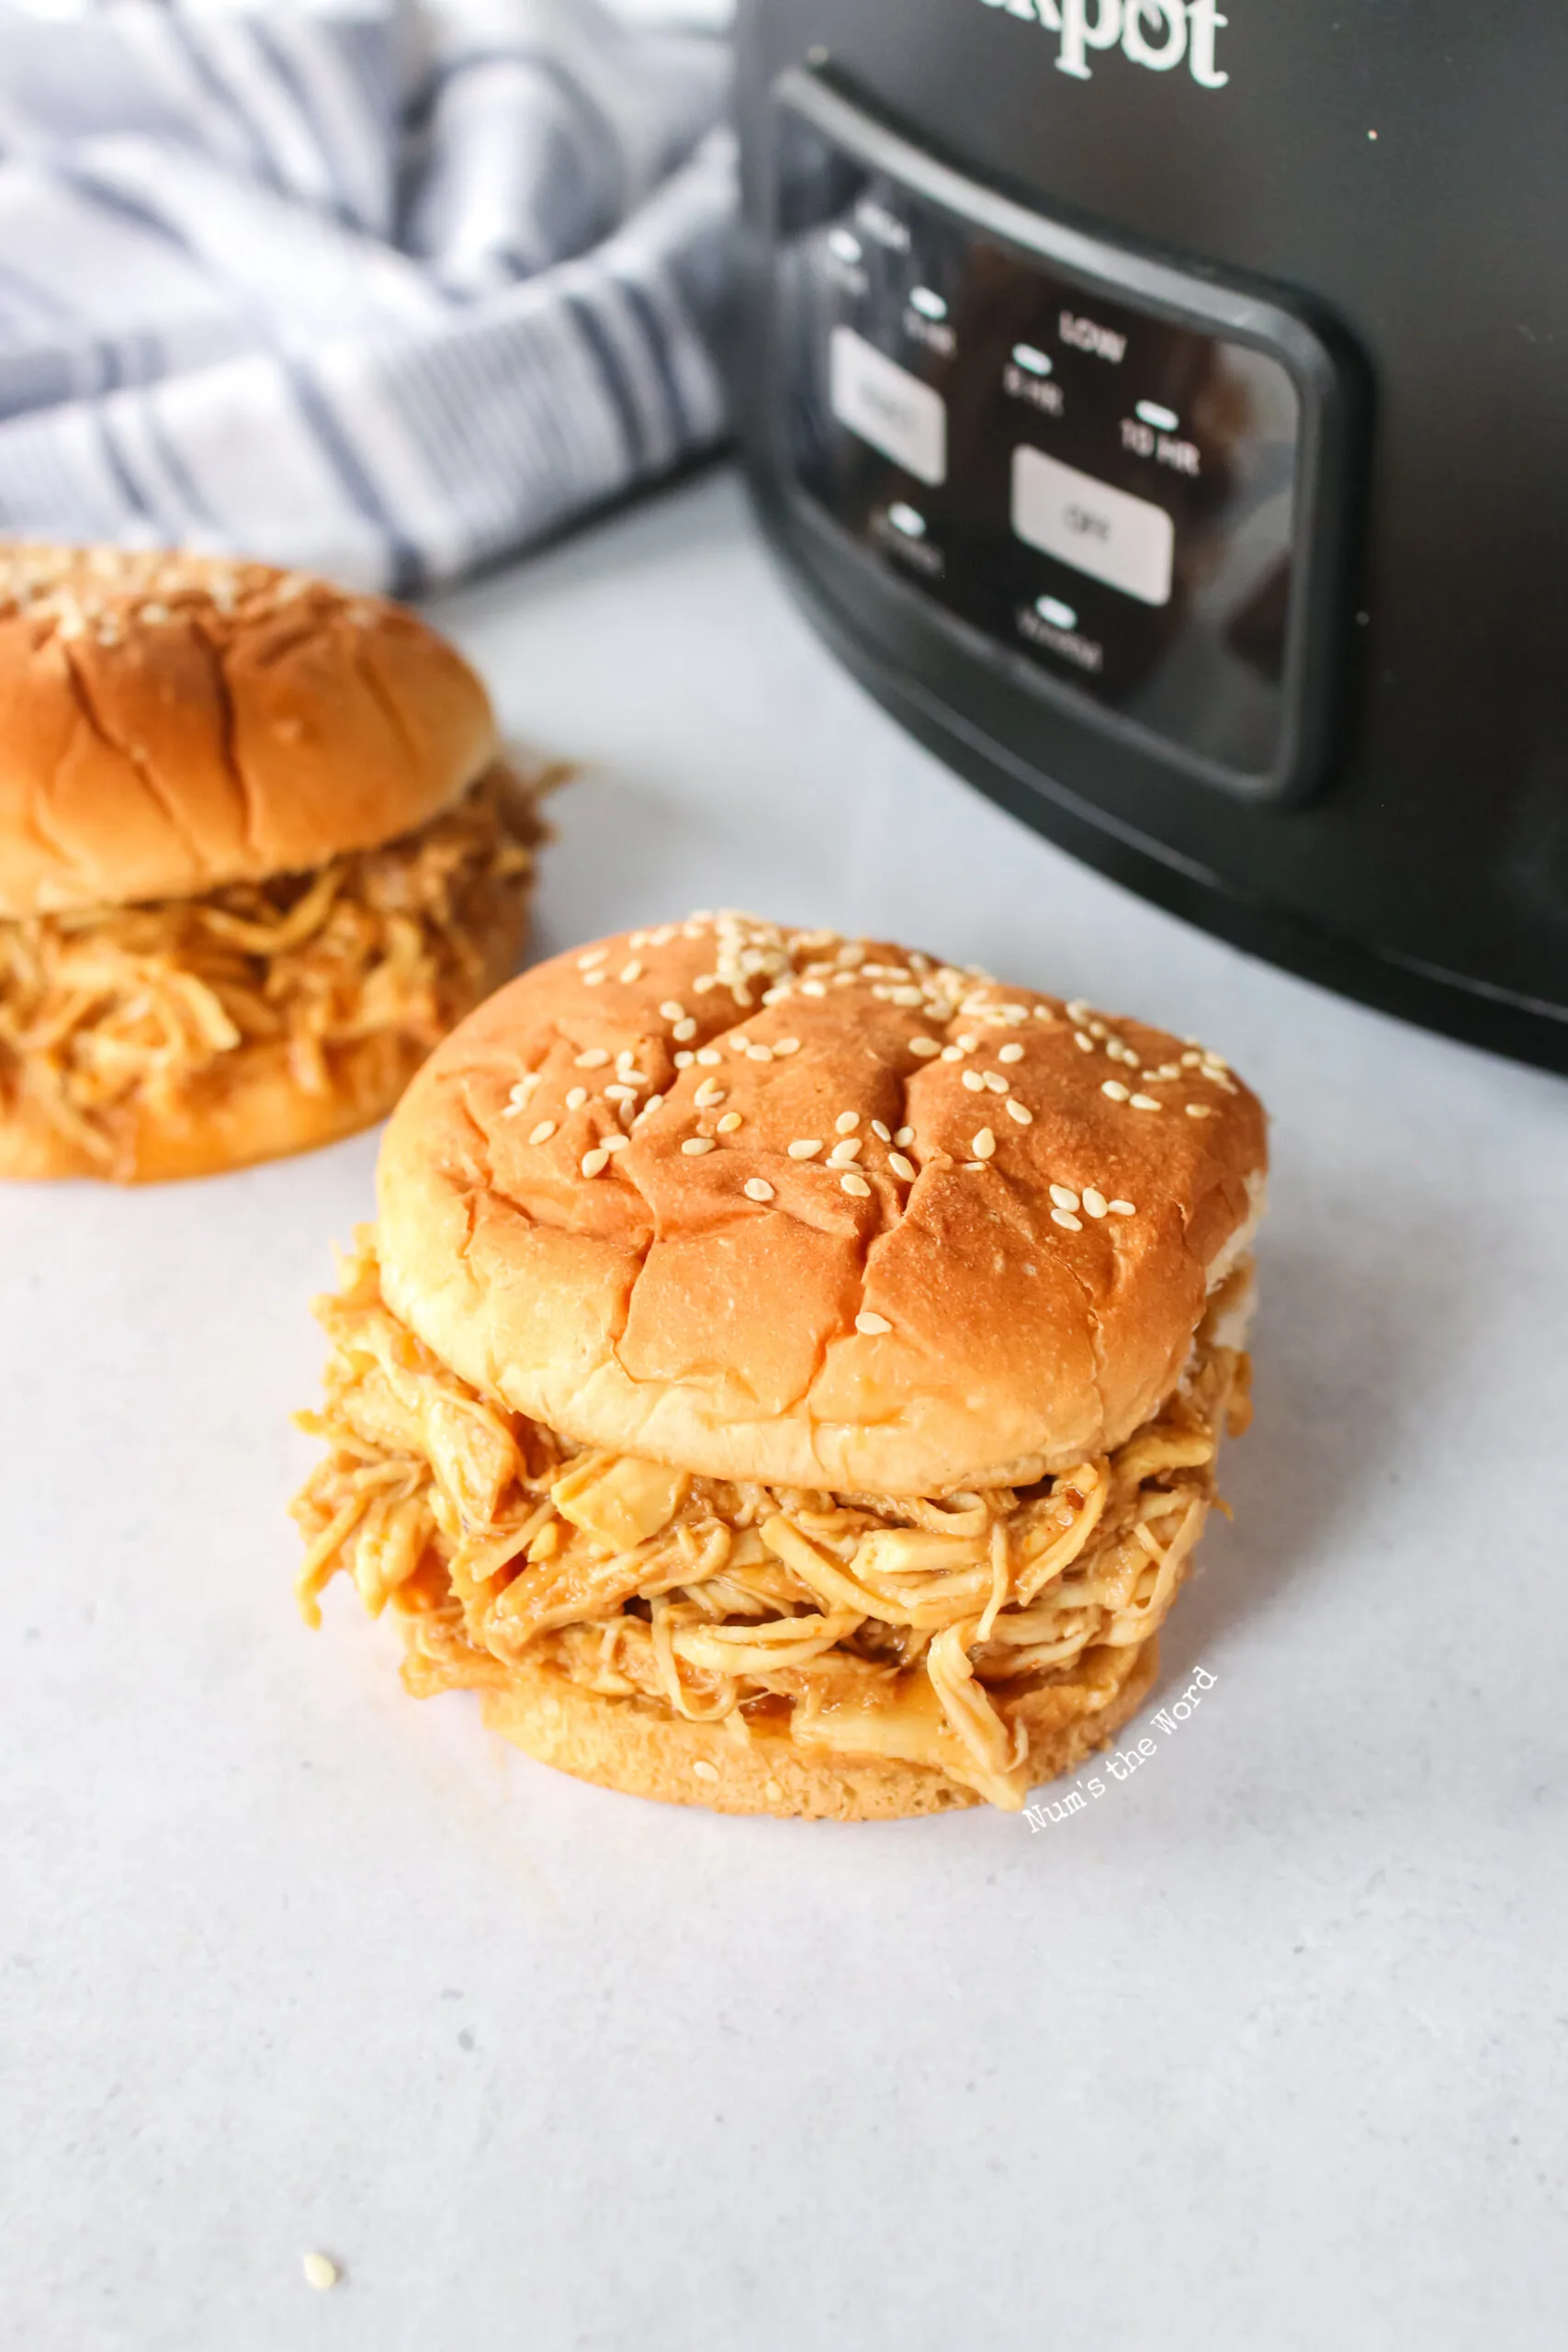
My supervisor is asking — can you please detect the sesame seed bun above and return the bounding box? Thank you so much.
[376,913,1268,1495]
[476,1635,1160,1820]
[0,546,497,917]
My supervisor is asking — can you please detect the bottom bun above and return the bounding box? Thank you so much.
[478,1638,1160,1822]
[0,1031,426,1182]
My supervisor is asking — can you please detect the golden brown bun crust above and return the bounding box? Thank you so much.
[2,889,529,1182]
[0,546,498,915]
[479,1639,1160,1819]
[378,916,1268,1492]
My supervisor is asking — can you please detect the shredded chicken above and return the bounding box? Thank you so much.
[293,1231,1251,1810]
[0,764,549,1171]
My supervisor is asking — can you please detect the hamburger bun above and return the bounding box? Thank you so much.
[0,545,498,916]
[478,1636,1160,1820]
[378,912,1267,1496]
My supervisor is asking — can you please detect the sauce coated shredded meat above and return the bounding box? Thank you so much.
[293,1231,1250,1809]
[0,765,547,1170]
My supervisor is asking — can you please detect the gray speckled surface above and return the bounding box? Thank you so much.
[5,469,1565,2351]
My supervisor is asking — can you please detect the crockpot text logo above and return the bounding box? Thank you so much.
[977,0,1230,87]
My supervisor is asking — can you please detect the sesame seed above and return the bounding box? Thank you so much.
[303,2253,340,2293]
[660,1001,684,1021]
[1074,1033,1095,1053]
[800,980,827,998]
[888,1153,916,1182]
[890,987,923,1007]
[788,1139,822,1159]
[619,961,642,983]
[983,1072,1009,1094]
[856,1312,892,1336]
[638,1095,664,1119]
[774,1037,801,1056]
[835,1112,860,1134]
[693,975,717,993]
[682,1137,716,1157]
[1005,1099,1032,1125]
[1067,999,1091,1021]
[566,1087,588,1111]
[1181,1049,1203,1067]
[604,1084,636,1103]
[1187,1103,1215,1119]
[972,1128,996,1159]
[1109,1199,1136,1216]
[1082,1188,1108,1218]
[871,1121,891,1142]
[581,1148,610,1178]
[672,1019,697,1042]
[964,1161,987,1173]
[958,1034,978,1052]
[998,1043,1024,1064]
[602,1134,630,1153]
[941,1046,964,1063]
[695,1048,722,1066]
[528,1121,557,1146]
[583,971,606,987]
[962,1069,985,1092]
[1052,1209,1084,1232]
[895,1126,914,1147]
[744,1178,774,1202]
[1049,1184,1080,1212]
[577,949,607,970]
[673,1051,694,1069]
[748,1045,773,1062]
[692,1759,719,1783]
[1130,1094,1162,1113]
[840,1172,871,1197]
[717,1112,743,1134]
[1033,1005,1054,1021]
[909,1036,941,1057]
[1101,1080,1130,1102]
[829,1138,863,1167]
[694,1080,725,1108]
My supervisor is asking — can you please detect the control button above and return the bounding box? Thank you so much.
[830,326,948,486]
[1134,399,1179,431]
[1011,447,1174,606]
[826,226,863,266]
[1036,594,1078,628]
[1011,343,1054,377]
[887,502,927,537]
[909,286,948,322]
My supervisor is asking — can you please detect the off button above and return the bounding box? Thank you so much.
[1011,447,1174,606]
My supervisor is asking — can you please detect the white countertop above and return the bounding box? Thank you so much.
[6,469,1566,2351]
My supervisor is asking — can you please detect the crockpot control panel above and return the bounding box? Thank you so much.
[769,70,1354,798]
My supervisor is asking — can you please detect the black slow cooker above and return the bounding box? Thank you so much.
[734,1,1568,1071]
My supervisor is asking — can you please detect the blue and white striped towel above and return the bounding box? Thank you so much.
[0,0,735,591]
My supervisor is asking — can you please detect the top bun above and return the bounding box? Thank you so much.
[0,546,497,916]
[377,914,1268,1496]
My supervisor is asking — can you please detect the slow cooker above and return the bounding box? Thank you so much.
[734,1,1568,1071]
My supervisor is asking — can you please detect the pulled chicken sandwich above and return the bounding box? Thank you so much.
[293,913,1266,1819]
[0,545,549,1182]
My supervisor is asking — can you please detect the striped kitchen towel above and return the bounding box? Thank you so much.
[0,0,735,592]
